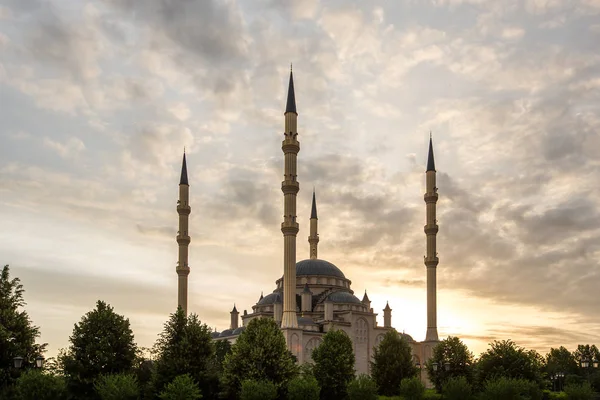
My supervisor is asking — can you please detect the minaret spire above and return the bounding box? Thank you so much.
[308,189,319,259]
[424,135,439,342]
[281,68,300,329]
[176,152,191,314]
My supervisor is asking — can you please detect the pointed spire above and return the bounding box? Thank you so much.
[311,189,318,219]
[384,301,391,311]
[259,292,264,301]
[231,304,238,313]
[362,290,370,303]
[285,67,297,115]
[427,135,436,172]
[180,152,189,185]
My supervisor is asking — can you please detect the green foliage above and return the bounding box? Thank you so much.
[239,379,277,400]
[287,374,320,400]
[94,373,139,400]
[545,347,579,376]
[221,318,297,399]
[59,300,138,399]
[572,345,599,368]
[153,307,217,399]
[214,339,232,373]
[475,340,543,387]
[423,390,442,399]
[371,330,418,396]
[399,377,425,400]
[312,329,355,400]
[347,374,378,400]
[480,377,542,400]
[543,390,568,400]
[442,376,472,400]
[158,374,202,400]
[564,382,594,400]
[14,369,67,400]
[0,265,47,391]
[425,336,474,392]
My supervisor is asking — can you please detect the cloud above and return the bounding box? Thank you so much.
[43,137,86,159]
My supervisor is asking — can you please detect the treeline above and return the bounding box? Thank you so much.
[1,264,599,400]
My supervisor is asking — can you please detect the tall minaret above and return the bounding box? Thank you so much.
[281,67,300,329]
[176,152,191,314]
[424,136,439,341]
[308,190,319,259]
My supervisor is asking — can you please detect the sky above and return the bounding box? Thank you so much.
[1,0,600,359]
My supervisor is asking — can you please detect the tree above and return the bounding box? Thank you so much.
[425,336,474,392]
[221,317,297,399]
[347,374,377,400]
[14,369,67,400]
[159,374,202,400]
[370,330,417,396]
[442,376,473,400]
[399,377,425,400]
[287,374,320,400]
[94,373,139,400]
[475,340,543,386]
[59,300,138,399]
[545,346,578,376]
[0,265,47,393]
[153,307,218,399]
[573,345,600,370]
[214,339,232,374]
[239,380,277,400]
[481,377,542,400]
[312,329,355,400]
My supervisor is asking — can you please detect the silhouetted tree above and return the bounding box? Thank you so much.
[425,336,474,392]
[312,329,355,400]
[371,330,417,395]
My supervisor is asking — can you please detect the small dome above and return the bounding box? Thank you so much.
[325,291,362,304]
[219,329,234,337]
[401,332,415,342]
[296,259,345,279]
[233,326,246,335]
[257,292,281,305]
[211,331,220,338]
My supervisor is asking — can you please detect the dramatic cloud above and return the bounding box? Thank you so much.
[1,0,598,357]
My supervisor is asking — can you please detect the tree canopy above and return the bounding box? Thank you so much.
[59,300,138,399]
[153,307,218,399]
[312,329,355,400]
[475,339,543,386]
[425,336,474,391]
[221,317,297,399]
[545,346,578,376]
[370,330,417,396]
[0,265,46,393]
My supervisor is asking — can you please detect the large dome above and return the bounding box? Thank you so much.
[296,259,345,279]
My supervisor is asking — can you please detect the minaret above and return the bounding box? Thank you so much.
[176,152,191,314]
[230,304,239,330]
[308,190,319,259]
[383,302,392,328]
[281,67,300,329]
[424,136,439,341]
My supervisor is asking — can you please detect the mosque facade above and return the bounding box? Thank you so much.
[175,70,441,379]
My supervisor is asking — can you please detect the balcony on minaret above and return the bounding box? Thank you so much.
[281,216,299,235]
[424,191,438,202]
[424,255,439,268]
[281,136,300,153]
[176,201,191,215]
[424,223,439,235]
[281,179,300,194]
[176,232,191,245]
[176,261,190,274]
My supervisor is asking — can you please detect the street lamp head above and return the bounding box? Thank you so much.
[13,356,24,369]
[35,356,45,369]
[432,362,439,372]
[593,360,599,369]
[582,360,590,369]
[415,361,421,369]
[444,361,451,371]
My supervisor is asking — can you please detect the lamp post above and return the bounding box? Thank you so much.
[581,359,598,384]
[13,355,45,369]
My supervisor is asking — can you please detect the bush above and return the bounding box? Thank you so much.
[442,376,472,400]
[481,377,542,400]
[14,370,67,400]
[399,377,425,400]
[239,380,277,400]
[424,390,442,399]
[546,391,568,400]
[288,374,320,400]
[158,374,202,400]
[564,382,594,400]
[95,373,139,400]
[347,374,377,400]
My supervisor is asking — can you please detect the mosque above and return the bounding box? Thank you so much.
[173,70,441,378]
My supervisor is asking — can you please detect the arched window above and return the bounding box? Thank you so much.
[355,318,368,345]
[304,337,322,363]
[375,334,385,347]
